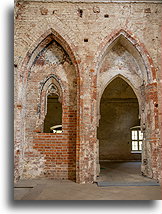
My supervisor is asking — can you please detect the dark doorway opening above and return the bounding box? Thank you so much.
[97,77,143,181]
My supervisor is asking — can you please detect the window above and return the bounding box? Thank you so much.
[43,93,62,133]
[131,126,143,153]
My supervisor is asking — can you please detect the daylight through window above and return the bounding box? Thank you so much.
[131,127,143,152]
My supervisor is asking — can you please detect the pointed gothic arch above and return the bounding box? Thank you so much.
[21,28,80,83]
[100,74,141,107]
[94,29,155,83]
[98,76,141,163]
[36,74,63,132]
[17,29,81,181]
[96,32,147,122]
[97,74,143,124]
[94,30,154,180]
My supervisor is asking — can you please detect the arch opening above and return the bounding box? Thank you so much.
[97,77,144,182]
[43,92,62,133]
[94,31,157,183]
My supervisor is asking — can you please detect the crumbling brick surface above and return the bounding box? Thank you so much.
[14,0,162,183]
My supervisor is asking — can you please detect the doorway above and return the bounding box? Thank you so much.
[97,77,144,182]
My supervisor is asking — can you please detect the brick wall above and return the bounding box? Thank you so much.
[32,107,77,180]
[14,0,162,183]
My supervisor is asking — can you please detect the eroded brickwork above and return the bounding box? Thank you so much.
[14,0,162,183]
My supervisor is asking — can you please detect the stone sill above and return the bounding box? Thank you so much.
[131,151,142,154]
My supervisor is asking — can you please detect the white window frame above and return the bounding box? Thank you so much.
[130,126,143,154]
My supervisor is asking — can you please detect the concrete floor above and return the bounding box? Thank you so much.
[14,162,161,200]
[97,161,155,183]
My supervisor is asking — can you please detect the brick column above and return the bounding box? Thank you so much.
[76,67,98,183]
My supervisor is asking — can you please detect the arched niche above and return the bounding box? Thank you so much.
[94,30,154,83]
[21,28,80,82]
[36,74,63,133]
[24,31,78,135]
[20,30,79,180]
[98,34,149,82]
[20,29,80,136]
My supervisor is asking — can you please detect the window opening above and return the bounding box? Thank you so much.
[131,126,143,153]
[43,93,62,133]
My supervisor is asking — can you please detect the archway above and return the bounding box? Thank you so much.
[97,77,144,182]
[94,30,159,182]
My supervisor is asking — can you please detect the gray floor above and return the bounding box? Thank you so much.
[14,161,161,200]
[97,161,155,183]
